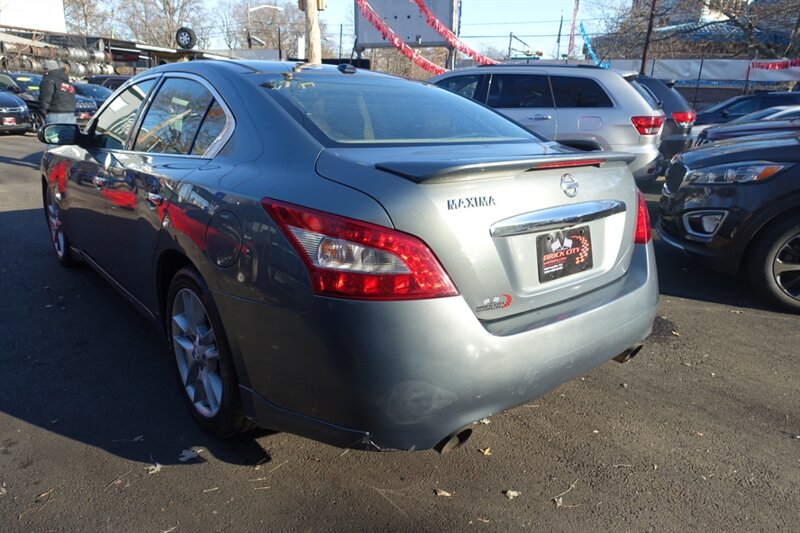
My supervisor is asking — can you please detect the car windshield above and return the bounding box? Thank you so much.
[730,107,789,123]
[264,74,538,145]
[75,83,112,99]
[11,74,42,92]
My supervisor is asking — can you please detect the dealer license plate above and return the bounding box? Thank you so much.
[536,226,593,283]
[2,117,16,125]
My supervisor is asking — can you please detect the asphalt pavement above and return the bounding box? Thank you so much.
[1,133,797,531]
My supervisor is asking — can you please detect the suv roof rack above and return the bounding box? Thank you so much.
[477,62,602,69]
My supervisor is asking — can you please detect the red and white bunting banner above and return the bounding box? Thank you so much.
[356,0,447,75]
[411,0,499,65]
[750,59,800,70]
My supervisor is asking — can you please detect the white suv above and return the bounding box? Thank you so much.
[430,64,665,182]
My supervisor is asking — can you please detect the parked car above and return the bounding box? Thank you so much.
[87,75,130,91]
[658,133,800,312]
[694,92,800,126]
[74,82,113,107]
[0,85,32,134]
[0,72,97,129]
[694,117,800,146]
[633,75,696,169]
[430,64,665,182]
[727,105,800,124]
[38,60,658,452]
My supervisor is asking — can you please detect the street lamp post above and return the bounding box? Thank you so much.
[247,3,283,53]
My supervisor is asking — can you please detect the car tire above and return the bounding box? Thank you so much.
[748,216,800,313]
[175,27,197,50]
[33,111,44,132]
[167,267,250,437]
[43,183,76,267]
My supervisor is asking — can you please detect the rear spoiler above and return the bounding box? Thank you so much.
[375,152,635,184]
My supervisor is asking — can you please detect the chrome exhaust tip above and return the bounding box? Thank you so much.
[614,344,643,364]
[434,427,473,454]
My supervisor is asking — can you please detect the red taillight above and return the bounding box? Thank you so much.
[671,111,696,127]
[261,199,458,300]
[634,190,652,244]
[535,158,606,169]
[631,115,663,135]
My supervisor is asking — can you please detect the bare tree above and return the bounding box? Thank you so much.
[588,0,800,59]
[115,0,208,48]
[63,0,118,36]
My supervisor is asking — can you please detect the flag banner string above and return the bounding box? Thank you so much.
[580,22,609,69]
[412,0,499,65]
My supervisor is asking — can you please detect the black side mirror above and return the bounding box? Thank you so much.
[38,123,81,145]
[720,109,730,118]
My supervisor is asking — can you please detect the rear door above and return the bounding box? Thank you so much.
[102,74,233,310]
[549,74,615,148]
[486,72,558,140]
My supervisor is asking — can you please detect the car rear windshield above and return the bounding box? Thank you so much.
[263,74,538,145]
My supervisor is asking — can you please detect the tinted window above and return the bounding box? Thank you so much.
[191,101,228,155]
[75,83,112,100]
[93,79,156,150]
[628,79,661,110]
[134,78,217,155]
[0,74,17,91]
[10,74,42,92]
[726,97,761,114]
[267,76,536,145]
[550,76,613,108]
[487,74,553,108]
[769,95,799,107]
[435,75,483,101]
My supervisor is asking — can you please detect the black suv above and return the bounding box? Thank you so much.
[657,133,800,312]
[634,75,696,167]
[695,92,800,126]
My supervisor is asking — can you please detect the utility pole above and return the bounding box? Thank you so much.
[247,1,253,49]
[305,0,321,63]
[640,0,658,74]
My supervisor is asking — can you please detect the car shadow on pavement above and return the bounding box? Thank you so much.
[0,143,41,169]
[0,207,274,467]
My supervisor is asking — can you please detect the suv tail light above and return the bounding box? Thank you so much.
[634,190,652,244]
[262,199,458,300]
[631,115,663,135]
[671,111,696,127]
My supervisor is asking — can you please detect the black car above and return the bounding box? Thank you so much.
[86,75,130,91]
[0,72,98,129]
[657,134,800,312]
[634,75,696,166]
[0,85,32,134]
[694,117,800,146]
[74,82,113,107]
[695,92,800,126]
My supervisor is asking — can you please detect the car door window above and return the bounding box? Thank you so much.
[550,76,613,108]
[134,78,218,155]
[487,74,554,108]
[435,75,483,102]
[92,79,157,150]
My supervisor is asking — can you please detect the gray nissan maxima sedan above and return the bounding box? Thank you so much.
[39,60,658,452]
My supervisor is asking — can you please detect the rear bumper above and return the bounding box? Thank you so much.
[216,242,659,451]
[624,144,662,181]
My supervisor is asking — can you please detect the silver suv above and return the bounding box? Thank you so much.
[430,64,665,182]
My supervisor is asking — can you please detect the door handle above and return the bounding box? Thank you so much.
[145,192,163,206]
[93,176,108,188]
[528,114,552,120]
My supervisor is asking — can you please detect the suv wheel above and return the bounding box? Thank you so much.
[748,216,800,313]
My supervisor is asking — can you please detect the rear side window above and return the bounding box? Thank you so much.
[93,79,156,150]
[550,76,613,108]
[628,79,661,111]
[487,74,553,108]
[134,78,225,155]
[769,95,800,107]
[435,75,483,101]
[191,101,228,155]
[726,98,762,114]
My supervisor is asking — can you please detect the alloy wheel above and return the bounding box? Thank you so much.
[772,232,800,302]
[171,288,223,418]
